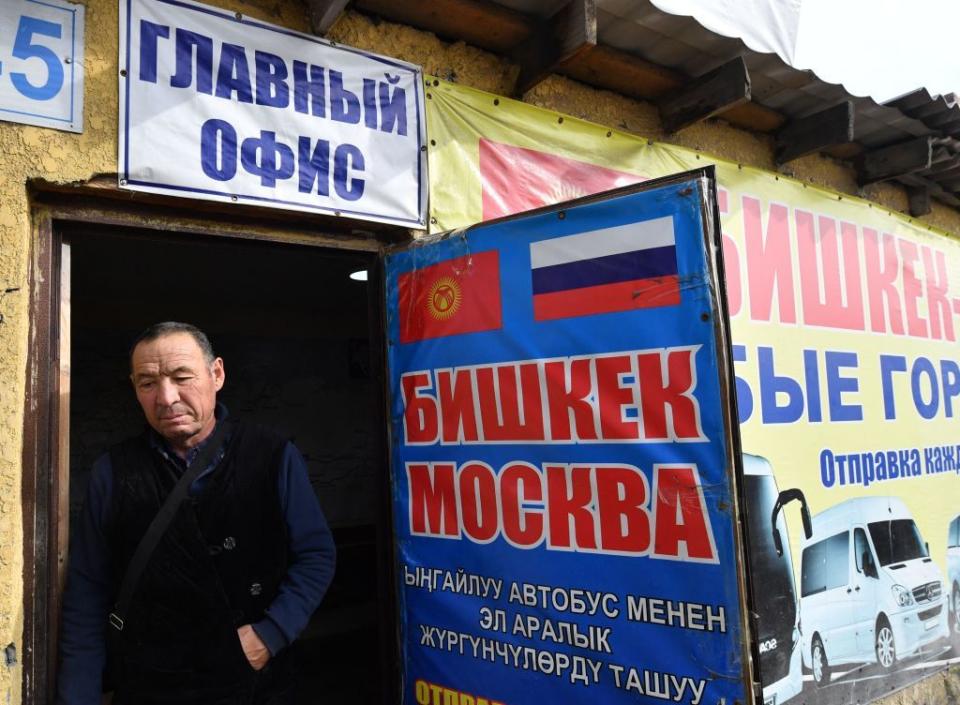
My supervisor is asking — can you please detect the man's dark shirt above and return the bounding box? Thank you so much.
[57,410,336,705]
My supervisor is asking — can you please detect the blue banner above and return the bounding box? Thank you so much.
[384,170,750,705]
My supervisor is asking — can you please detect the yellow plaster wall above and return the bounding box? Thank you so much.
[2,2,958,704]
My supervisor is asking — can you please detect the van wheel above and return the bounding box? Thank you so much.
[876,617,896,670]
[812,636,830,687]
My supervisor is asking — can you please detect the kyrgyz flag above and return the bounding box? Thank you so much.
[398,251,502,343]
[479,139,643,220]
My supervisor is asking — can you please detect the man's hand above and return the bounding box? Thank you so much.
[237,624,271,671]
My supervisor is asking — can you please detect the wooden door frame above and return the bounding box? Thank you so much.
[21,184,406,704]
[22,207,63,705]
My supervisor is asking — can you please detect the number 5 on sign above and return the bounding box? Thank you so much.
[0,0,84,132]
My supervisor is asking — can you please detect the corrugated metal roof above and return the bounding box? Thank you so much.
[351,0,959,211]
[489,0,959,209]
[887,89,960,139]
[592,1,934,147]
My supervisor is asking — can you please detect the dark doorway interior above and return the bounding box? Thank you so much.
[67,227,390,704]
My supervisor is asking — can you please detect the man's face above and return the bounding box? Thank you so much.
[130,332,225,450]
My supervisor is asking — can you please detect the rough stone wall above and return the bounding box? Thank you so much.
[3,1,959,703]
[877,665,960,705]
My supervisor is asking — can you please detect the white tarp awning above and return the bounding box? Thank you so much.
[648,0,802,65]
[646,0,958,102]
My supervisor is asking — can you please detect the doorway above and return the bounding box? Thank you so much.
[60,223,394,703]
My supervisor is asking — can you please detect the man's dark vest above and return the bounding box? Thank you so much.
[107,421,292,705]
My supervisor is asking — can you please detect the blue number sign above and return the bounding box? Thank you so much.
[0,0,84,132]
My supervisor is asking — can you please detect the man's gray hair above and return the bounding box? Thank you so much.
[129,322,216,366]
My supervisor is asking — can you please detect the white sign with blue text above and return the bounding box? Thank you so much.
[0,0,84,132]
[119,0,427,227]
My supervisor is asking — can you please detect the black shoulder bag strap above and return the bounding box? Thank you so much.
[108,420,232,632]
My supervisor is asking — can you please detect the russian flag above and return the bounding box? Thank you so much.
[530,216,680,321]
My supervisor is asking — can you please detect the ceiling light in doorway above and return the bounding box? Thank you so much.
[349,269,368,282]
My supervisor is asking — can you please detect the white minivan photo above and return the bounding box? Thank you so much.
[946,515,960,637]
[799,497,948,686]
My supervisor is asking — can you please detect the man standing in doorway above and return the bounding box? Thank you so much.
[57,322,337,705]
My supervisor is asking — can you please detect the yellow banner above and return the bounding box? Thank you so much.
[427,77,960,702]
